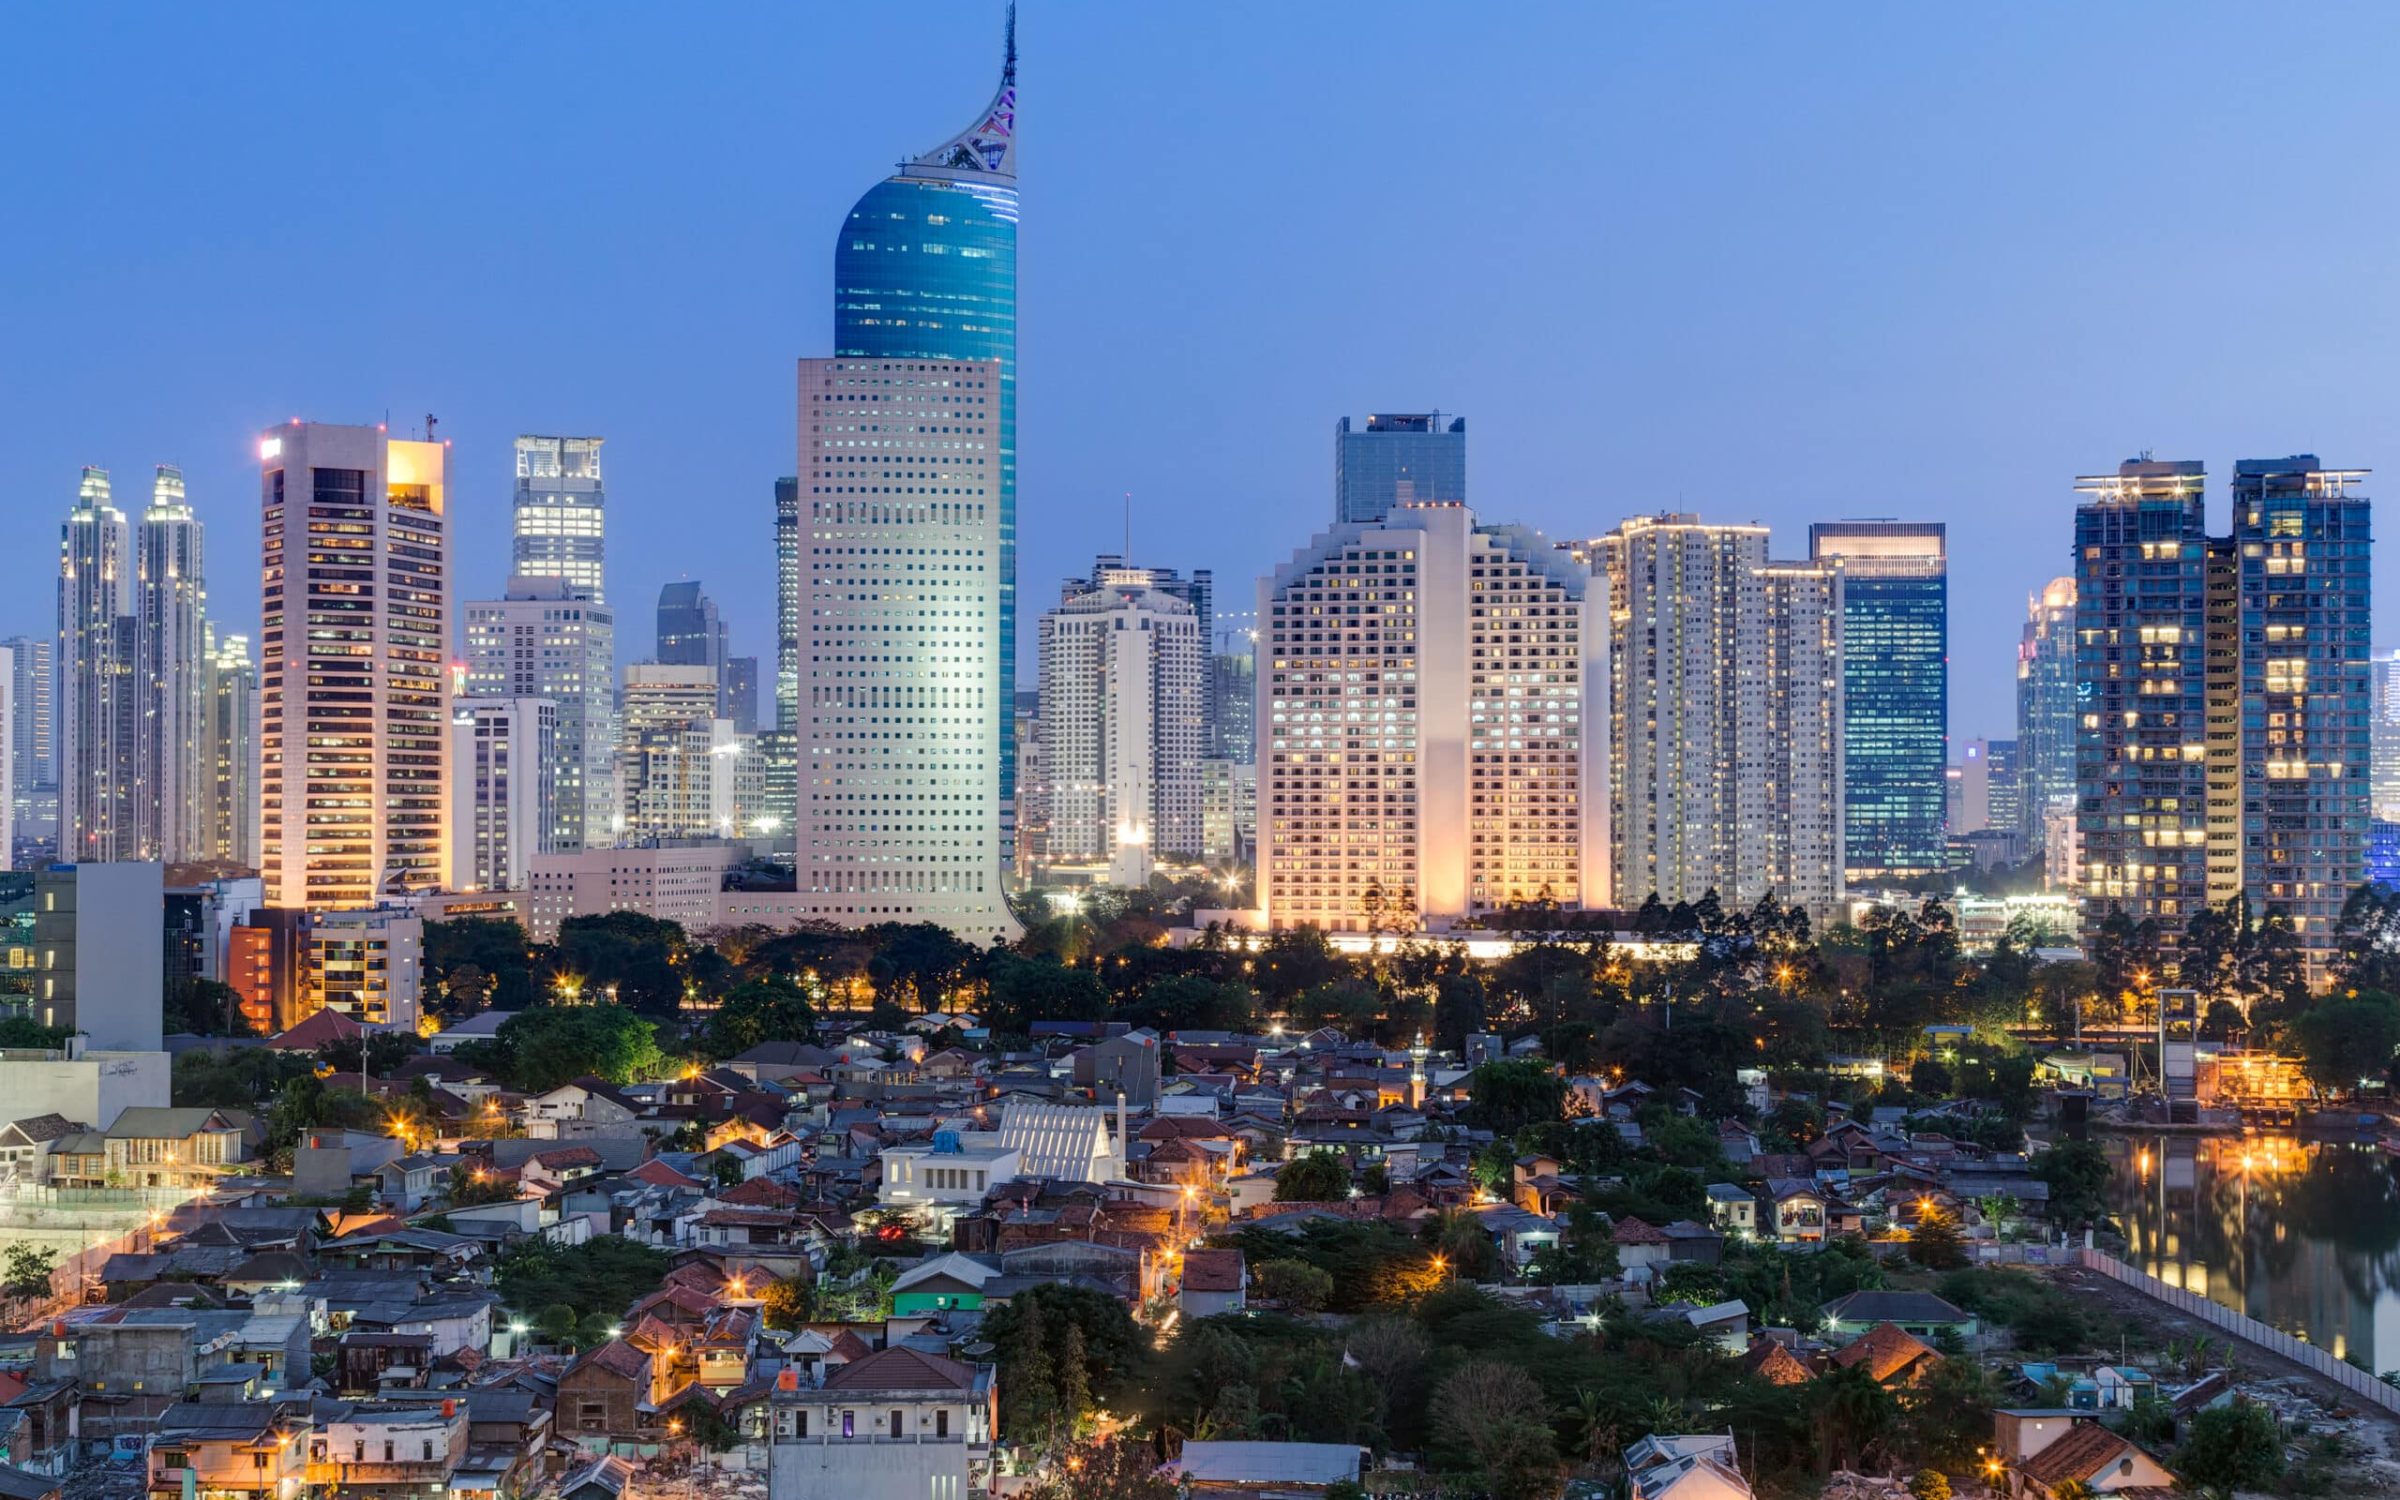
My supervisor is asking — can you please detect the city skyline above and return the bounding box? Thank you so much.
[15,8,2400,744]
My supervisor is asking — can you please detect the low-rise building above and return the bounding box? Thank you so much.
[767,1348,995,1500]
[146,1401,311,1500]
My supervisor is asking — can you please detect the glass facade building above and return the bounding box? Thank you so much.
[512,436,606,602]
[833,27,1019,843]
[2015,576,2078,848]
[1810,522,1948,879]
[1335,413,1466,524]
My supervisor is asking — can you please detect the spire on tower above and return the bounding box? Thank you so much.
[907,4,1018,181]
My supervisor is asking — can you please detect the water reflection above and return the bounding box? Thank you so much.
[2105,1135,2400,1373]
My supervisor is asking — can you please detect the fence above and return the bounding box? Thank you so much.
[2075,1247,2400,1415]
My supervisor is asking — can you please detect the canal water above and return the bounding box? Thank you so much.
[2106,1135,2400,1375]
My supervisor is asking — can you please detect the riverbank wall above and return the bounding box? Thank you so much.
[2075,1247,2400,1416]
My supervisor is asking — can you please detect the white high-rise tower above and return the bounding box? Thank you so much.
[140,463,209,861]
[512,436,606,602]
[58,466,137,862]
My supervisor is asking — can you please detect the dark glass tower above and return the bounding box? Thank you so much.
[833,12,1020,843]
[1810,521,1949,879]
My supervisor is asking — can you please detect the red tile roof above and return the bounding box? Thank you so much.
[822,1347,975,1393]
[1181,1249,1245,1293]
[1830,1322,1939,1386]
[2019,1423,2144,1488]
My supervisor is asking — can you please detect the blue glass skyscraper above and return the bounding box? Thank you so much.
[1810,521,1949,879]
[1335,413,1466,524]
[833,13,1020,844]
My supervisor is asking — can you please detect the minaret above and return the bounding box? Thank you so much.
[1409,1032,1429,1110]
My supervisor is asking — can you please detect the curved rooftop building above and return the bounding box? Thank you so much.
[834,9,1020,838]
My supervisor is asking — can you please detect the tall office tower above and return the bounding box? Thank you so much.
[2015,577,2079,847]
[834,16,1019,860]
[618,664,732,841]
[511,436,606,601]
[0,637,53,851]
[1950,738,1996,834]
[139,464,209,862]
[2230,457,2371,956]
[723,656,760,735]
[1755,560,1847,918]
[1258,502,1601,931]
[1013,692,1047,872]
[656,580,726,672]
[57,466,138,861]
[463,579,618,851]
[1580,515,1846,917]
[1209,619,1257,762]
[1808,522,1947,880]
[257,422,449,909]
[775,475,801,732]
[450,697,556,890]
[201,627,258,868]
[2074,459,2213,952]
[2373,649,2400,823]
[0,645,12,869]
[1983,739,2022,838]
[793,357,1014,940]
[1335,413,1467,524]
[1035,577,1205,884]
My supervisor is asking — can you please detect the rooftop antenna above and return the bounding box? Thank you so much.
[1004,2,1017,86]
[1124,491,1132,561]
[426,413,440,442]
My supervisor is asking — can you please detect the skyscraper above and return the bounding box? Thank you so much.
[1334,413,1467,525]
[511,435,606,601]
[1208,624,1256,763]
[2230,456,2371,954]
[57,466,137,862]
[1581,515,1844,918]
[2070,456,2370,970]
[0,646,13,871]
[2016,577,2079,848]
[450,696,556,891]
[139,463,209,862]
[1808,522,1947,880]
[1259,503,1602,931]
[201,626,258,869]
[1035,576,1205,884]
[775,475,800,733]
[463,579,617,851]
[2373,648,2400,824]
[793,356,1013,940]
[617,664,734,842]
[258,422,449,909]
[833,14,1018,856]
[656,580,726,675]
[0,636,53,859]
[723,656,760,735]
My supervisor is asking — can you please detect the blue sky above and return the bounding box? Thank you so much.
[7,2,2398,739]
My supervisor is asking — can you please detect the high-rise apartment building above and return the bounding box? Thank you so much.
[1580,515,1845,918]
[450,696,556,891]
[1209,620,1257,763]
[2373,649,2400,823]
[1,636,53,856]
[1258,502,1602,931]
[257,422,449,909]
[1808,522,1946,880]
[2073,456,2371,969]
[617,664,738,842]
[1335,413,1467,525]
[0,646,12,870]
[775,476,801,734]
[511,436,606,601]
[139,464,209,862]
[463,578,617,851]
[2231,456,2371,952]
[58,466,138,862]
[1034,578,1205,884]
[793,357,1014,940]
[201,627,258,869]
[2016,577,2079,848]
[834,19,1019,856]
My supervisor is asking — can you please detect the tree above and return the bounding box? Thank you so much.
[552,911,691,1016]
[1433,974,1488,1055]
[1274,1150,1351,1202]
[2290,991,2400,1096]
[982,951,1109,1035]
[1526,1200,1619,1285]
[1907,1205,1969,1271]
[699,974,819,1059]
[2174,1401,2283,1493]
[2034,1139,2111,1231]
[470,1006,666,1092]
[1907,1471,1952,1500]
[1344,1318,1430,1434]
[497,1237,672,1320]
[1251,1258,1334,1314]
[759,1275,811,1331]
[2,1244,55,1299]
[1467,1059,1567,1135]
[165,978,256,1037]
[1430,1361,1562,1500]
[1020,1439,1177,1500]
